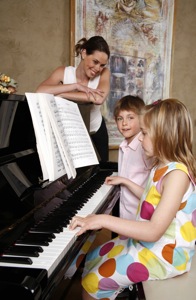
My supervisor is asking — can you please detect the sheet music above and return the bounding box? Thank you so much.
[40,94,76,179]
[26,93,69,181]
[54,96,99,168]
[26,92,98,181]
[38,93,74,179]
[26,93,50,180]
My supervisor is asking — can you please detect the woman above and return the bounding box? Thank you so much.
[36,36,110,162]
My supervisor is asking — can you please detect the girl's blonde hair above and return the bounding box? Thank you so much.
[141,98,196,181]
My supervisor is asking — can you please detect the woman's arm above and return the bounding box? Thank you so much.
[58,67,110,104]
[36,66,110,104]
[36,66,73,94]
[70,170,190,242]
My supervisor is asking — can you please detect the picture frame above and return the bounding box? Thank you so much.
[70,0,175,147]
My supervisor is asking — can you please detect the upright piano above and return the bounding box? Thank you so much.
[0,94,119,299]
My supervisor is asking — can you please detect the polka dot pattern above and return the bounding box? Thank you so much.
[64,232,97,278]
[107,245,124,258]
[173,248,188,270]
[100,242,115,256]
[162,243,176,263]
[153,165,168,182]
[86,256,102,271]
[140,200,154,220]
[127,262,149,282]
[146,185,161,206]
[82,272,99,293]
[99,259,116,277]
[81,162,196,300]
[180,221,196,241]
[192,210,196,227]
[99,277,119,290]
[116,254,134,275]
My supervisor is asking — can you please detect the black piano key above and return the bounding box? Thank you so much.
[30,224,63,233]
[31,171,115,239]
[43,218,70,227]
[27,232,55,241]
[29,226,61,234]
[0,96,117,299]
[0,256,33,265]
[16,232,55,246]
[16,239,49,246]
[5,245,42,257]
[29,229,59,235]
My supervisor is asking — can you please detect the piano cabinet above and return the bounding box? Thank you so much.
[0,94,120,300]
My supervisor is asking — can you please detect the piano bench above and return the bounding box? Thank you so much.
[141,247,196,300]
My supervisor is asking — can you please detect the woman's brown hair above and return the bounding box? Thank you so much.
[75,36,110,59]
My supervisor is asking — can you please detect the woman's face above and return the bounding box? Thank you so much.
[82,50,108,78]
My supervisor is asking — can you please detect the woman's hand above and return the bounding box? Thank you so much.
[76,83,104,103]
[36,65,110,104]
[69,214,103,236]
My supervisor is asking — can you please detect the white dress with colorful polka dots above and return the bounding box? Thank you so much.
[81,162,196,299]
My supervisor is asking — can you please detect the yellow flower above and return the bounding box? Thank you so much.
[0,73,17,94]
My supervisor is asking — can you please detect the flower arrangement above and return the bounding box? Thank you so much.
[0,73,18,94]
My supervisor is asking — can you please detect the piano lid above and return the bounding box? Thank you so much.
[0,93,37,155]
[0,94,45,231]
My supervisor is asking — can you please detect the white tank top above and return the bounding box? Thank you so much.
[63,66,102,133]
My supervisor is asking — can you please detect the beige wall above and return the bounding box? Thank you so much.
[170,0,196,155]
[0,0,70,93]
[0,0,195,158]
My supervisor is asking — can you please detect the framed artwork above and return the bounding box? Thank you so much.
[70,0,175,147]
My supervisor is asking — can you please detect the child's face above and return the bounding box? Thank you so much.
[116,110,140,143]
[139,117,154,157]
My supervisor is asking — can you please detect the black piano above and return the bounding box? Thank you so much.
[0,94,119,299]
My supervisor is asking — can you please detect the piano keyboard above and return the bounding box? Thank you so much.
[0,172,119,277]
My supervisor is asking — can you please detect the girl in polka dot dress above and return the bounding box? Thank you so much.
[69,98,196,300]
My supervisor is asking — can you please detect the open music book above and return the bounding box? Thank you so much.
[25,92,99,181]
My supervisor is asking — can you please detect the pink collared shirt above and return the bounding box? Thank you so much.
[118,132,152,220]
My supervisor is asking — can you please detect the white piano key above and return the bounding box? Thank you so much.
[0,172,118,277]
[0,227,80,276]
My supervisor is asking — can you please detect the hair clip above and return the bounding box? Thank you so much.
[152,99,161,105]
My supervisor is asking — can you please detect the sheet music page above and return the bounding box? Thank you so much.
[39,94,76,179]
[54,96,99,168]
[26,92,98,181]
[26,92,69,181]
[38,93,73,179]
[36,141,49,181]
[26,92,50,180]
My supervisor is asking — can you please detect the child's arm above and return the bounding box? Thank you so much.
[70,170,190,242]
[105,175,144,199]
